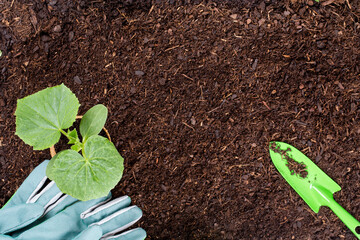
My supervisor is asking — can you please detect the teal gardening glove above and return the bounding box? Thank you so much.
[0,160,146,240]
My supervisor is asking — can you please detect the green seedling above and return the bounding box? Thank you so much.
[15,84,124,201]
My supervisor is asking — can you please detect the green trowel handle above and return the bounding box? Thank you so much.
[328,198,360,239]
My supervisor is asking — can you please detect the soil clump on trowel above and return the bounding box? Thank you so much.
[270,142,308,178]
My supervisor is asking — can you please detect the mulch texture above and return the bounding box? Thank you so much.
[1,0,360,239]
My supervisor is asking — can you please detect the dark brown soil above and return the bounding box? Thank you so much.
[1,0,360,239]
[270,142,308,178]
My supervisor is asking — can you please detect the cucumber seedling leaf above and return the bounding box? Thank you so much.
[46,135,124,201]
[67,129,79,144]
[67,129,82,152]
[80,104,108,141]
[71,143,82,152]
[15,84,80,150]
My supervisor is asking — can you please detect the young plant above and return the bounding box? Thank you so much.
[15,84,124,201]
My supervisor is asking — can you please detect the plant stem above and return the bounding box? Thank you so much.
[59,129,70,139]
[81,142,87,159]
[60,128,84,153]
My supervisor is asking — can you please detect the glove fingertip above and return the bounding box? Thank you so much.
[135,228,147,240]
[131,206,143,219]
[128,227,147,240]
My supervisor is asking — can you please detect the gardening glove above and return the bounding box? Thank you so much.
[2,195,146,240]
[0,160,146,240]
[0,160,78,234]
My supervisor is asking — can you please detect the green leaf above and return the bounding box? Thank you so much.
[67,129,82,151]
[15,84,80,150]
[46,135,124,201]
[80,104,108,141]
[71,142,82,152]
[67,129,79,144]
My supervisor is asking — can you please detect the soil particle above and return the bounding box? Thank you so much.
[68,31,74,42]
[53,25,62,33]
[41,34,51,42]
[135,70,145,76]
[73,76,82,84]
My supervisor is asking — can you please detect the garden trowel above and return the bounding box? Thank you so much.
[269,141,360,239]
